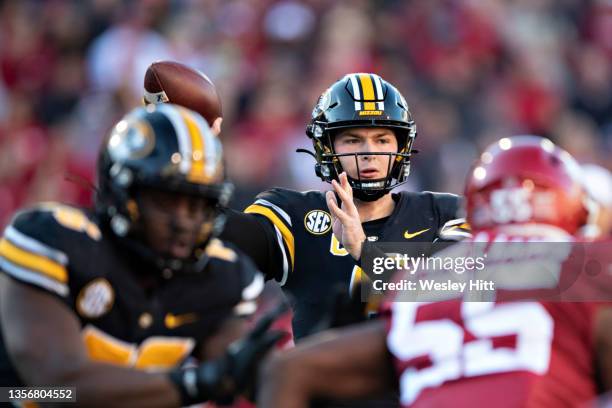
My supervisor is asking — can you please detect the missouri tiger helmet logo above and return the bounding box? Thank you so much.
[304,210,332,235]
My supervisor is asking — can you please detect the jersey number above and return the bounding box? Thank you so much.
[390,302,553,404]
[83,325,195,371]
[489,188,532,224]
[329,234,349,256]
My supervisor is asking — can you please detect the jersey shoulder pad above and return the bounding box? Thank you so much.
[208,239,264,317]
[205,238,262,293]
[0,204,100,298]
[429,192,471,241]
[425,191,463,216]
[204,238,239,263]
[245,188,296,225]
[234,268,265,317]
[419,192,471,241]
[397,190,456,205]
[246,187,320,218]
[244,189,299,274]
[244,188,325,282]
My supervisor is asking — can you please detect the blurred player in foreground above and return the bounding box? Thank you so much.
[258,136,612,407]
[582,163,612,239]
[0,104,283,406]
[143,60,294,346]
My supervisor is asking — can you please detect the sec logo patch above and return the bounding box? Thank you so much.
[304,210,332,235]
[76,278,115,319]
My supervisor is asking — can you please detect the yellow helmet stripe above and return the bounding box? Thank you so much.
[157,104,192,174]
[179,109,207,183]
[358,74,376,111]
[189,108,222,180]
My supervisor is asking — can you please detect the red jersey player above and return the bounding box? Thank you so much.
[259,136,612,408]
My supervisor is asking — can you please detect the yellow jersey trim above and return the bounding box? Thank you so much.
[0,238,68,283]
[244,204,295,270]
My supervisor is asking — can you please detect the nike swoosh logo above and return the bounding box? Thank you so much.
[165,313,198,329]
[404,228,430,239]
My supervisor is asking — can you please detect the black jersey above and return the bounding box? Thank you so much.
[0,203,263,385]
[235,188,468,339]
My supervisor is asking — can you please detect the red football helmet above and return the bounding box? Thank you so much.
[465,136,588,234]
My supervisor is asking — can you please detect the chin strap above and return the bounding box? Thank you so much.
[351,186,389,202]
[295,148,317,159]
[347,173,394,201]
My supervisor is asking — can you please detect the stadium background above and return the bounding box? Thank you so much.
[0,0,610,228]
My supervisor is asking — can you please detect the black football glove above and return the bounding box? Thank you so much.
[169,302,288,405]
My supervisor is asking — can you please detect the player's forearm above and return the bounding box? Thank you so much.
[258,352,311,408]
[259,322,390,406]
[259,349,377,408]
[23,362,181,408]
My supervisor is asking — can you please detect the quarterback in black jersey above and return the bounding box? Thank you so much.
[0,105,282,406]
[221,73,470,339]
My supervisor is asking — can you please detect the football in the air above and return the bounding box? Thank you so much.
[143,60,222,125]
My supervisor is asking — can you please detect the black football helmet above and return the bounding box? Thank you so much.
[96,104,233,272]
[305,73,417,201]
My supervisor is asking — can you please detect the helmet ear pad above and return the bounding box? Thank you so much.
[311,134,340,183]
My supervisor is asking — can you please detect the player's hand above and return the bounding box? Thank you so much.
[170,303,288,405]
[326,172,366,260]
[225,302,288,401]
[211,117,223,136]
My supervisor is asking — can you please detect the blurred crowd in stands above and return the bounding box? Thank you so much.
[0,0,611,227]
